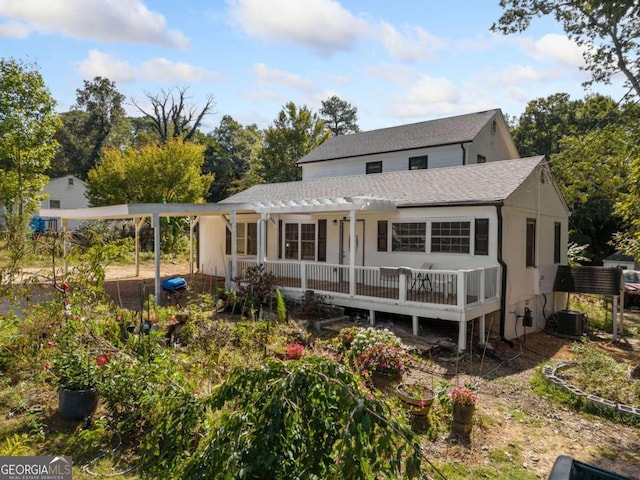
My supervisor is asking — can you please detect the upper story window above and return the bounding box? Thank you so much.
[432,221,470,253]
[49,199,61,209]
[391,222,426,252]
[68,177,74,186]
[409,155,428,170]
[366,161,382,174]
[477,154,486,164]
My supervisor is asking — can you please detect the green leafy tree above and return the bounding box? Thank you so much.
[492,0,640,98]
[86,138,212,205]
[510,93,636,263]
[182,357,424,479]
[320,95,360,136]
[203,115,263,201]
[51,77,127,179]
[259,102,330,183]
[0,58,59,261]
[132,86,216,143]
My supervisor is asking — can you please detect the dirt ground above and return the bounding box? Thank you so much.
[100,262,640,479]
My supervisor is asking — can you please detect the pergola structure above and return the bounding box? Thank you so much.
[39,203,247,304]
[39,196,395,306]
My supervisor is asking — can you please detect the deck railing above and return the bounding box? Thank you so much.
[229,259,500,309]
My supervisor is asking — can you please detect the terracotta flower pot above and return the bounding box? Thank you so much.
[452,403,475,434]
[396,384,434,417]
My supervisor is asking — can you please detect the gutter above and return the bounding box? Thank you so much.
[497,203,510,344]
[461,142,467,165]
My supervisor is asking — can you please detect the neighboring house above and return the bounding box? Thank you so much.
[38,175,88,230]
[198,109,570,351]
[603,251,639,270]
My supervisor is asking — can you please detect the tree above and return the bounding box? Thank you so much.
[492,1,640,99]
[51,77,128,179]
[320,95,360,135]
[203,115,263,202]
[511,93,580,157]
[0,58,59,261]
[182,357,424,478]
[131,87,215,143]
[86,138,212,205]
[259,102,330,183]
[510,93,636,263]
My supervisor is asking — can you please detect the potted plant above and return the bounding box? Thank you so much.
[45,319,109,420]
[450,385,477,434]
[356,343,409,390]
[396,382,435,416]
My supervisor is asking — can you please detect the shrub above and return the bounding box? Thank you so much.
[356,343,409,379]
[349,327,403,357]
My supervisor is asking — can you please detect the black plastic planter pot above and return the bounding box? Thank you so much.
[58,388,98,420]
[548,455,632,480]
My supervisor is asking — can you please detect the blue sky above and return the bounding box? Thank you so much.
[0,0,628,133]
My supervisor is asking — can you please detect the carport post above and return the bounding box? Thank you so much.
[134,217,145,277]
[189,216,199,276]
[62,219,68,275]
[153,213,161,305]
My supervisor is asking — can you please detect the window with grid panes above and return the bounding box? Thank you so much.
[301,224,316,260]
[391,222,426,252]
[285,223,299,259]
[431,221,470,253]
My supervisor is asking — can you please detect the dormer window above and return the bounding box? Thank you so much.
[68,177,74,186]
[409,155,427,170]
[366,161,382,174]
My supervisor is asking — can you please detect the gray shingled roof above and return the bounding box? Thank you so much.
[297,109,500,164]
[221,156,545,207]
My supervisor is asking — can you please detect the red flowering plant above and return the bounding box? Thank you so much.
[450,385,477,407]
[285,342,305,360]
[355,343,410,380]
[45,318,110,391]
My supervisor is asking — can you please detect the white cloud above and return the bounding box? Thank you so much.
[252,63,317,93]
[76,50,224,83]
[0,0,188,48]
[520,33,585,67]
[377,22,445,62]
[0,19,29,38]
[366,63,421,87]
[228,0,367,56]
[392,74,461,118]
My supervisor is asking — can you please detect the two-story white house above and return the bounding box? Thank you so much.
[198,109,570,351]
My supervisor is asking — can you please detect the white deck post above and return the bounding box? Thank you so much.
[369,310,375,326]
[479,314,486,345]
[349,209,356,296]
[458,318,467,353]
[231,210,237,280]
[152,212,161,305]
[259,213,269,263]
[412,315,419,336]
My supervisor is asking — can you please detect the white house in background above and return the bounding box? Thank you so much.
[602,251,639,270]
[198,109,570,351]
[39,175,88,230]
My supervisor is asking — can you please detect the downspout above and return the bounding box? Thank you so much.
[460,143,467,165]
[497,203,510,345]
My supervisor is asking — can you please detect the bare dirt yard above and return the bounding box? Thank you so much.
[101,262,640,479]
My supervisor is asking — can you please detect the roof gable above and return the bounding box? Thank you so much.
[223,156,546,207]
[298,109,502,164]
